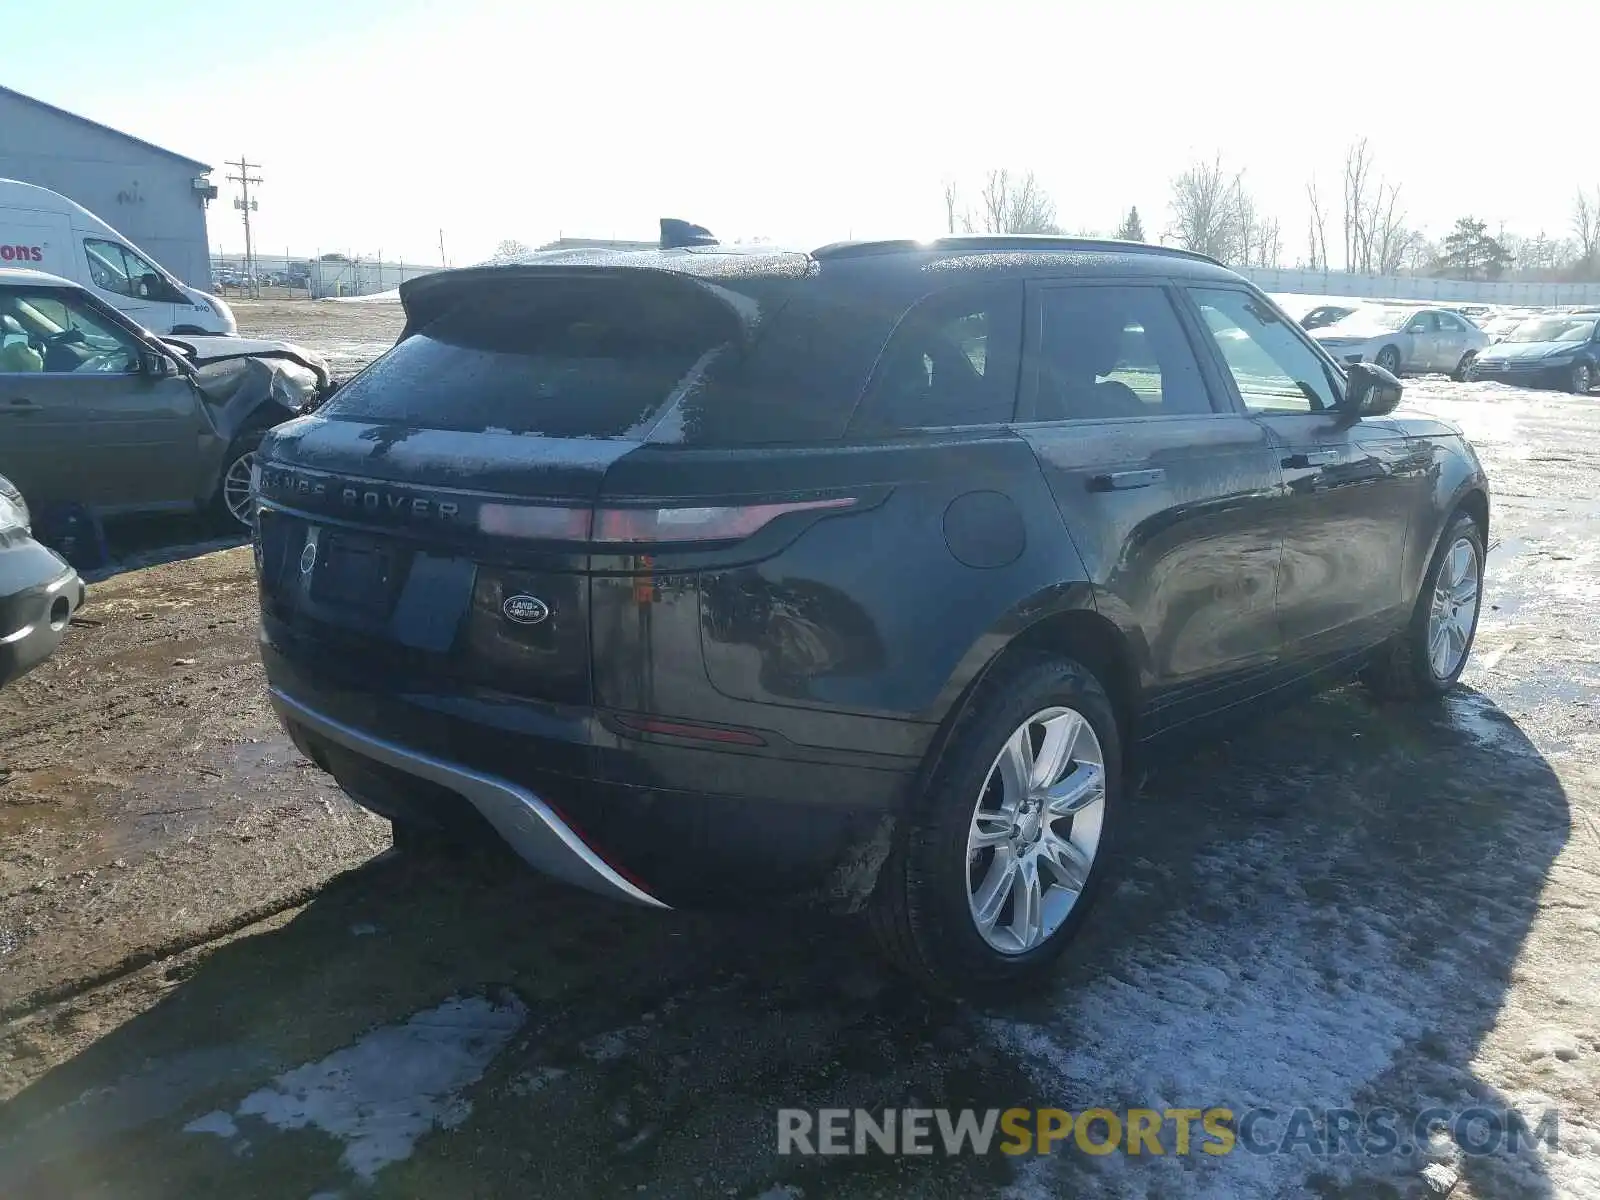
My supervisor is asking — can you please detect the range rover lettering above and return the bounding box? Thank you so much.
[252,227,1490,994]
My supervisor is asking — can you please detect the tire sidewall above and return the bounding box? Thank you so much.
[1377,346,1401,374]
[900,656,1122,986]
[1409,514,1485,694]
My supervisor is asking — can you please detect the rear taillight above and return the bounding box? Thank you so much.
[593,498,855,543]
[476,497,855,544]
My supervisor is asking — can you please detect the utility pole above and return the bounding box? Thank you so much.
[438,228,447,268]
[225,156,262,298]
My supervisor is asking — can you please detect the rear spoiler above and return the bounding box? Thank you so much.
[394,262,758,340]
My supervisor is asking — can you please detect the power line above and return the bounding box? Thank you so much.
[225,156,263,298]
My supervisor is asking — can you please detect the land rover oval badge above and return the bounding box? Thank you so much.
[502,594,550,626]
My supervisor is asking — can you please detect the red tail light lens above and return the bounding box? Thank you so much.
[593,497,855,544]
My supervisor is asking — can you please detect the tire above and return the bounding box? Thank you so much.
[1375,345,1402,375]
[211,432,263,529]
[868,652,1122,996]
[1360,512,1485,701]
[1453,352,1476,383]
[1569,361,1593,394]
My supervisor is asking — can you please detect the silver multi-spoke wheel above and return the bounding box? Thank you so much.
[222,450,257,526]
[1572,363,1592,394]
[1427,536,1480,680]
[966,706,1105,955]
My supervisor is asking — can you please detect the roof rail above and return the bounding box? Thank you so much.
[809,235,1223,268]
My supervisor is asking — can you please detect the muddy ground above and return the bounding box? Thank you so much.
[0,302,1597,1198]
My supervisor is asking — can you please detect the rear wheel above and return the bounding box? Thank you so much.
[1375,345,1402,374]
[1570,361,1593,394]
[869,653,1121,996]
[1453,352,1476,382]
[1361,512,1484,701]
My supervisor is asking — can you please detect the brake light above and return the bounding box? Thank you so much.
[593,498,855,543]
[476,497,855,543]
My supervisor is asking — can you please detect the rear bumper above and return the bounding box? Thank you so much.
[271,687,668,907]
[261,631,913,905]
[0,538,84,689]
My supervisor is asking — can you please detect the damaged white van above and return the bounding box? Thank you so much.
[0,178,236,335]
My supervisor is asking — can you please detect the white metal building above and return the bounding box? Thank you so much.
[0,84,215,287]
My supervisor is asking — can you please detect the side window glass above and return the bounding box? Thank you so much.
[1189,288,1341,414]
[0,289,139,374]
[1032,286,1212,420]
[1439,313,1463,333]
[855,285,1020,432]
[120,248,172,301]
[1406,312,1438,333]
[85,239,137,297]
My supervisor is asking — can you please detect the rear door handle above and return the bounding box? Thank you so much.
[1088,468,1165,492]
[3,399,42,415]
[1281,450,1338,469]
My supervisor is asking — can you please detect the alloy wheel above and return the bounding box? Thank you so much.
[1574,363,1592,394]
[1376,347,1400,373]
[1427,536,1481,680]
[222,450,257,526]
[966,706,1105,955]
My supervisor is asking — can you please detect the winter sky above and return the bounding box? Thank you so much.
[9,0,1592,265]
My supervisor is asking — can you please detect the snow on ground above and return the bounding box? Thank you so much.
[185,993,527,1183]
[983,376,1600,1199]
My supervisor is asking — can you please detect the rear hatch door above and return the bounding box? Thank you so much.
[256,265,767,707]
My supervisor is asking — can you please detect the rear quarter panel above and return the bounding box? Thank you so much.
[591,433,1093,754]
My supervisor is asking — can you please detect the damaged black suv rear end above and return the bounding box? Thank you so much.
[255,247,920,910]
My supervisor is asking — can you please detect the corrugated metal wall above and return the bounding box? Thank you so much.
[0,90,213,288]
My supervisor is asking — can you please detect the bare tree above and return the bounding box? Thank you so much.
[975,169,1060,234]
[492,239,531,261]
[1305,178,1329,270]
[1369,183,1414,275]
[1342,139,1375,271]
[1167,155,1243,264]
[1253,216,1283,268]
[943,180,961,235]
[1574,187,1600,270]
[1235,186,1256,268]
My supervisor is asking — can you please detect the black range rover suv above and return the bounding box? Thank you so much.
[254,231,1489,993]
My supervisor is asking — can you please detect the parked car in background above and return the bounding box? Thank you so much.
[1468,314,1600,392]
[1480,312,1532,344]
[1299,303,1357,330]
[0,268,335,528]
[253,230,1491,994]
[1311,304,1489,379]
[0,473,85,688]
[1,178,236,336]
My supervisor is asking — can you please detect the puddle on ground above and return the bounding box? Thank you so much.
[1,734,311,874]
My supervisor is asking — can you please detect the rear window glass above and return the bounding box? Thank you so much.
[320,281,740,438]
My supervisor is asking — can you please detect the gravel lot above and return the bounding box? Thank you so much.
[0,300,1596,1199]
